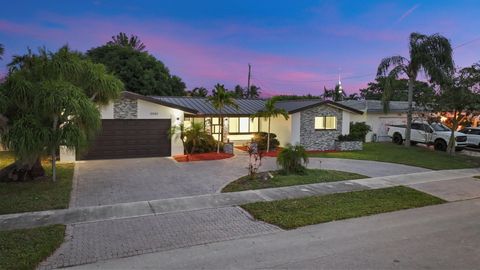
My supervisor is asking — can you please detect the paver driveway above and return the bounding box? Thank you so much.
[72,151,429,207]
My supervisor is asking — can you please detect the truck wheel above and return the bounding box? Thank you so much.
[434,140,447,151]
[392,133,403,145]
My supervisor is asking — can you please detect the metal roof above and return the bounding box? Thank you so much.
[338,100,423,113]
[151,96,266,115]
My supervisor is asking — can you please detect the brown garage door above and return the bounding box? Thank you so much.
[81,119,171,160]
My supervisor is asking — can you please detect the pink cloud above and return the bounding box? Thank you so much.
[0,15,374,96]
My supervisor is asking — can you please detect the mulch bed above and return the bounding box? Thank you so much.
[173,152,234,162]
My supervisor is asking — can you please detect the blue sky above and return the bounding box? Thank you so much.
[1,0,479,96]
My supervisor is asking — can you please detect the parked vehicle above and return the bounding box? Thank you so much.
[386,122,468,151]
[458,127,480,148]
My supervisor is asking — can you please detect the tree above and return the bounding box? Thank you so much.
[346,93,360,100]
[208,84,238,153]
[87,39,186,96]
[323,86,345,101]
[187,87,208,97]
[107,32,146,52]
[0,43,4,60]
[273,94,321,101]
[359,77,435,107]
[233,85,245,98]
[1,46,123,181]
[436,64,480,155]
[377,32,454,146]
[247,85,261,98]
[251,99,289,152]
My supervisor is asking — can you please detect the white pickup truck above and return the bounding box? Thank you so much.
[386,122,468,151]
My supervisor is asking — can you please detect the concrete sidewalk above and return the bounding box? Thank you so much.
[1,168,479,231]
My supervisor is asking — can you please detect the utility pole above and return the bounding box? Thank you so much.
[247,63,251,98]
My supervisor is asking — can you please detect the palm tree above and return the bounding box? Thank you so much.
[1,46,123,181]
[251,99,289,152]
[377,32,454,146]
[188,87,208,97]
[247,85,261,98]
[208,84,238,153]
[107,32,146,52]
[0,43,4,60]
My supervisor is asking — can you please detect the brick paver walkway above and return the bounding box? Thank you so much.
[38,207,280,269]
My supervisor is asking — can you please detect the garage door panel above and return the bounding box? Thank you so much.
[81,119,171,160]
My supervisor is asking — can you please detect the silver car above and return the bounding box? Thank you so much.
[459,127,480,148]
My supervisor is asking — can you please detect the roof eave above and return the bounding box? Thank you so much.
[121,91,199,114]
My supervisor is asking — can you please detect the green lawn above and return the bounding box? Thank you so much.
[222,169,367,192]
[242,186,445,229]
[0,225,65,270]
[308,143,480,170]
[0,152,74,215]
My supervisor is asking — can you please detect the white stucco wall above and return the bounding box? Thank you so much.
[99,103,114,119]
[349,111,408,142]
[342,111,351,135]
[290,112,301,145]
[259,116,292,147]
[137,99,184,156]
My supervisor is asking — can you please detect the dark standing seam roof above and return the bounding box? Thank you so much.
[149,96,363,115]
[338,100,423,113]
[151,96,266,115]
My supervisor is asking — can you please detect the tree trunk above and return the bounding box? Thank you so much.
[405,76,414,147]
[267,117,271,152]
[30,158,45,178]
[447,110,458,155]
[52,115,58,182]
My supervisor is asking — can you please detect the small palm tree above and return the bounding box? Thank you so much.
[208,84,238,153]
[277,144,309,174]
[251,99,289,152]
[107,32,146,52]
[184,122,206,154]
[377,32,454,146]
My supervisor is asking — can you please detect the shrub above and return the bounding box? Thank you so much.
[185,133,220,153]
[276,144,309,174]
[349,122,371,142]
[253,132,280,151]
[337,134,361,142]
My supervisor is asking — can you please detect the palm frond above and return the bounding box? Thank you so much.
[376,55,408,77]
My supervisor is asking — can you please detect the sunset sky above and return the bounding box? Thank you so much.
[1,0,479,96]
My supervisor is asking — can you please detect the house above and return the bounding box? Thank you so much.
[68,92,363,160]
[339,100,426,142]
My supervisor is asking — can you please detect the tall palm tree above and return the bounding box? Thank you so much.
[0,43,4,60]
[107,32,146,52]
[251,99,289,152]
[1,46,123,181]
[208,84,238,153]
[377,32,454,146]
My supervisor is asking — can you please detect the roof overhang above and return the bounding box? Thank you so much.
[288,100,364,115]
[121,91,198,114]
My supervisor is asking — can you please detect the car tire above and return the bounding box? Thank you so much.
[392,133,403,145]
[434,139,447,151]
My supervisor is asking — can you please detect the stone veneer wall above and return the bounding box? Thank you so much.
[300,105,342,151]
[114,98,138,119]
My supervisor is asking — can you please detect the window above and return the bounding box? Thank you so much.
[227,117,260,133]
[314,116,337,130]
